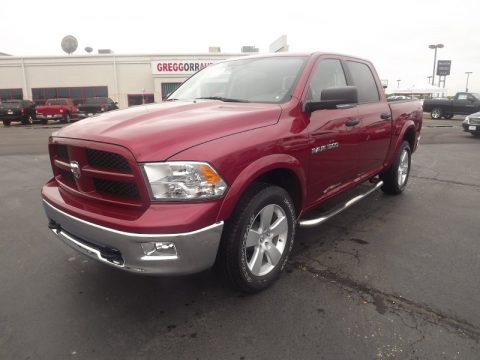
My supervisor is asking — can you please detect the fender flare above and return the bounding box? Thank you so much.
[385,120,417,166]
[216,154,307,222]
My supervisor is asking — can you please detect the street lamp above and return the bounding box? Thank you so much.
[427,76,432,84]
[465,72,473,92]
[397,79,401,89]
[428,43,444,86]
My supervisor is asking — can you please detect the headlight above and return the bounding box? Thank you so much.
[464,116,470,124]
[141,162,227,201]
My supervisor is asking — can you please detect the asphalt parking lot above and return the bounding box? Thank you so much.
[1,117,479,360]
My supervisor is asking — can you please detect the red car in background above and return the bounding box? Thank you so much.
[36,98,78,124]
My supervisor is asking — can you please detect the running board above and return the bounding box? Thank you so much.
[299,181,383,227]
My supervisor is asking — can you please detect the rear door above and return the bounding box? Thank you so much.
[344,60,392,176]
[305,58,363,203]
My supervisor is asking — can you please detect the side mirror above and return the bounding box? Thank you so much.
[304,86,358,112]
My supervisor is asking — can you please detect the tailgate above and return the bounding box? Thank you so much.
[37,106,62,115]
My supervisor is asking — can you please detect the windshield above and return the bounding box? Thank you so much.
[46,99,67,105]
[85,97,108,104]
[169,56,307,104]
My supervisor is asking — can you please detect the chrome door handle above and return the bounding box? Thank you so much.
[345,118,360,127]
[381,112,392,120]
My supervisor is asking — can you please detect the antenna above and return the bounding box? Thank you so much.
[61,35,78,55]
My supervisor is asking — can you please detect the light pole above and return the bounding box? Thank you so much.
[397,79,401,89]
[427,76,432,84]
[465,72,472,92]
[428,43,444,86]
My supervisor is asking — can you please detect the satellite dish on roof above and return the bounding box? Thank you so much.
[61,35,78,55]
[84,46,93,54]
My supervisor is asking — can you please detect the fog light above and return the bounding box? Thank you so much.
[141,242,177,259]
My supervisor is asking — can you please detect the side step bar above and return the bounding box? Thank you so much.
[299,181,383,227]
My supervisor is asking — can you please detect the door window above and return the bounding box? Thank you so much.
[346,61,379,103]
[306,59,347,102]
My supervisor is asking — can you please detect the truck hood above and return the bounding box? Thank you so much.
[54,100,282,161]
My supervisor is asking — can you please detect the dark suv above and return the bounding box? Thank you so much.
[78,97,118,118]
[0,100,36,126]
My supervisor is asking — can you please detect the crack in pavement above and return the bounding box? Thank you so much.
[290,257,480,343]
[410,175,480,189]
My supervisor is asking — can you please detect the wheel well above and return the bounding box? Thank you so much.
[254,168,302,212]
[403,127,416,150]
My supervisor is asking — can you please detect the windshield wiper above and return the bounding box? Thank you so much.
[195,96,250,103]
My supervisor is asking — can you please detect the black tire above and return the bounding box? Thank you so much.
[2,120,11,126]
[430,107,442,119]
[62,113,71,123]
[41,119,48,125]
[443,114,454,119]
[380,141,411,195]
[215,183,296,293]
[21,115,34,125]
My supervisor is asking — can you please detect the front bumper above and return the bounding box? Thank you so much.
[43,200,224,275]
[463,123,480,133]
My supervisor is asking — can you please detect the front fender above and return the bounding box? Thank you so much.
[216,154,307,222]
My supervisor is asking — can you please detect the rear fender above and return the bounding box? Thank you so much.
[384,120,417,166]
[216,154,306,222]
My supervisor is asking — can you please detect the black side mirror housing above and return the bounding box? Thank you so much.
[304,86,358,112]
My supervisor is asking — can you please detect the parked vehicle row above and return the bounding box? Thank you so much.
[0,97,118,126]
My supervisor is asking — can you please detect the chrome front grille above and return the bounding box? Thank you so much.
[49,140,146,208]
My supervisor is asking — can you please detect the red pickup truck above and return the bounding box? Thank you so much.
[42,53,422,292]
[36,98,78,124]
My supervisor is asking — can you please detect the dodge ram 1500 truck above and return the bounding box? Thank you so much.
[423,92,480,119]
[42,53,422,292]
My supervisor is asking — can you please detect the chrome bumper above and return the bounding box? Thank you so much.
[42,200,224,275]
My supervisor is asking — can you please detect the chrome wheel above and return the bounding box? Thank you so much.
[245,204,289,277]
[397,149,409,187]
[431,108,442,119]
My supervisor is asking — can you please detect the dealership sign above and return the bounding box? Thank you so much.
[151,60,216,75]
[437,60,451,76]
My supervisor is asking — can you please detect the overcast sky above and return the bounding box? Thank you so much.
[1,0,479,94]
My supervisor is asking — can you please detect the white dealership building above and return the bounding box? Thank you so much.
[0,53,241,108]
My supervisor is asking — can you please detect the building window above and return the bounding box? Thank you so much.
[0,88,23,101]
[128,94,154,107]
[31,86,108,105]
[161,82,182,100]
